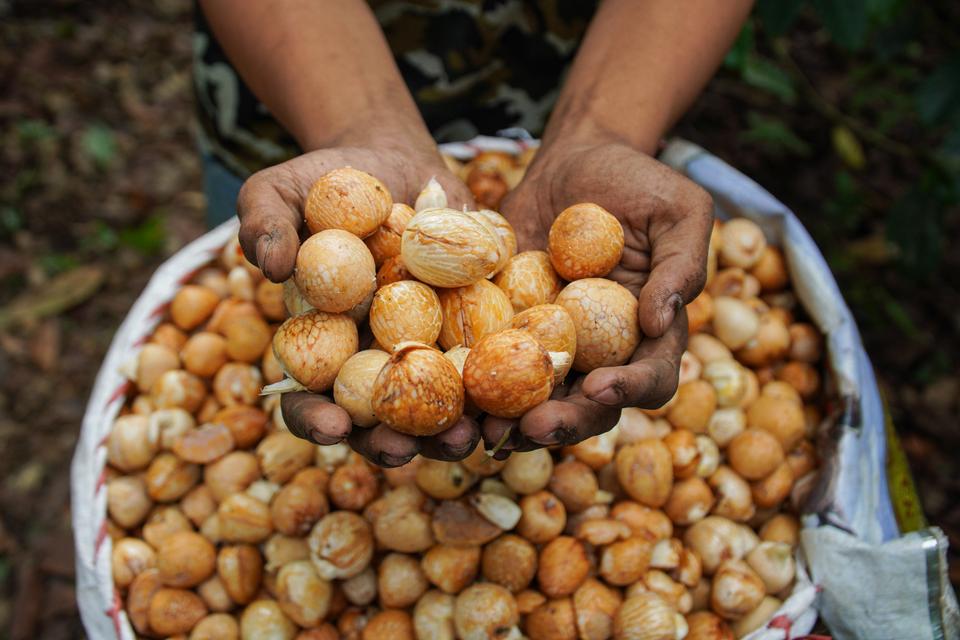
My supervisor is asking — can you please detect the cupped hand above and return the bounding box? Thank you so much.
[238,144,480,467]
[486,139,714,456]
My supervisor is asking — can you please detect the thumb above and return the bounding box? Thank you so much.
[237,167,304,283]
[637,198,713,337]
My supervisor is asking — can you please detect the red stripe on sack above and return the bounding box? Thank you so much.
[107,381,131,406]
[95,468,107,494]
[795,636,832,640]
[178,265,205,285]
[106,589,124,639]
[94,521,109,555]
[131,334,149,347]
[769,615,792,631]
[148,302,170,320]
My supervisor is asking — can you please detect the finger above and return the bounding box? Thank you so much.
[581,308,687,408]
[636,184,713,337]
[237,165,305,282]
[419,416,481,461]
[281,392,352,445]
[481,416,521,454]
[348,424,419,468]
[518,393,620,447]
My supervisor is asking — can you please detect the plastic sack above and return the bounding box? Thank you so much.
[72,135,956,639]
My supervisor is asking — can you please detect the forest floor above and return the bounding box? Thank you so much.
[0,1,957,638]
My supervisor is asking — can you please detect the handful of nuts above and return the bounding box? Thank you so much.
[107,148,823,639]
[262,160,638,441]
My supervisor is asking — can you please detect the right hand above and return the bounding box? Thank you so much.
[237,144,478,467]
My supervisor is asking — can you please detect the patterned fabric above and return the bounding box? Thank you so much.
[192,0,598,178]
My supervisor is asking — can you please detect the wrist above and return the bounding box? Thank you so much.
[298,100,437,156]
[539,84,667,159]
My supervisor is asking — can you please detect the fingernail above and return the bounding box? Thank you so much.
[379,453,410,468]
[255,235,271,269]
[589,386,621,406]
[659,293,683,333]
[310,429,342,446]
[442,442,472,459]
[546,428,575,446]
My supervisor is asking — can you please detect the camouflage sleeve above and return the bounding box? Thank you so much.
[193,0,597,175]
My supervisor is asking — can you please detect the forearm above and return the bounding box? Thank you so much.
[543,0,753,155]
[199,0,432,151]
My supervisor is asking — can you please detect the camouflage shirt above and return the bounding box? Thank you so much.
[193,0,598,178]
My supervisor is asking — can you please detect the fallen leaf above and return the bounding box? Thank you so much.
[0,265,104,331]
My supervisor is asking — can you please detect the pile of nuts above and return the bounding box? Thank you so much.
[105,149,823,639]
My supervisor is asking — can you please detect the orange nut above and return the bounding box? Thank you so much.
[510,303,577,384]
[377,255,415,288]
[547,203,624,280]
[493,250,564,313]
[366,202,415,267]
[437,280,514,350]
[333,349,391,427]
[371,342,465,436]
[294,229,376,313]
[401,208,502,288]
[304,167,392,238]
[370,281,443,351]
[555,278,641,372]
[469,209,518,274]
[269,310,358,393]
[462,329,557,418]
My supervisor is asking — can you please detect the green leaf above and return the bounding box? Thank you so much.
[831,125,866,169]
[866,0,903,23]
[813,0,868,50]
[119,214,166,256]
[81,221,120,253]
[17,119,55,143]
[81,123,117,170]
[742,56,797,104]
[39,253,80,276]
[915,55,960,126]
[756,0,805,35]
[740,112,811,157]
[0,207,22,234]
[723,20,755,71]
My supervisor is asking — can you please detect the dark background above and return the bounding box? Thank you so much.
[0,0,957,637]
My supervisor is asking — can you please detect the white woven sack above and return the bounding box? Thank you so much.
[74,135,927,639]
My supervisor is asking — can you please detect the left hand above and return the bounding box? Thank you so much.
[485,137,714,456]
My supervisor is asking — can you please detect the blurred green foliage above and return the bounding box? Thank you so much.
[727,0,959,285]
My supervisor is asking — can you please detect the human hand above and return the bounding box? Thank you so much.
[238,143,482,467]
[486,138,714,456]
